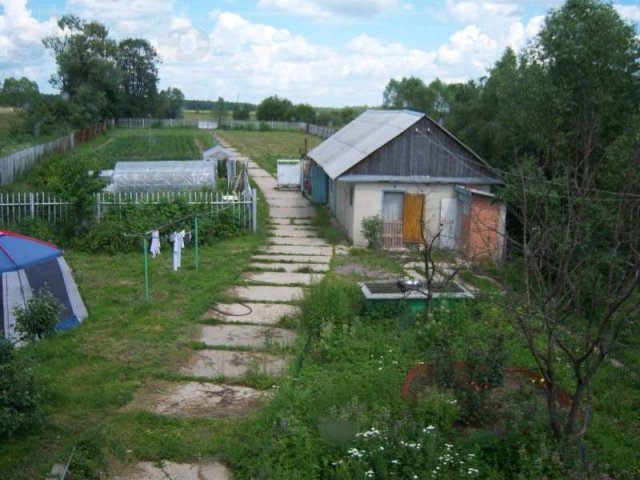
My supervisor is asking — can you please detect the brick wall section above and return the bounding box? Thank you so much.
[460,194,501,261]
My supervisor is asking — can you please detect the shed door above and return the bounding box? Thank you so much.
[440,198,458,250]
[403,193,424,243]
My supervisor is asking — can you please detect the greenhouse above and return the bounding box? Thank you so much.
[106,160,216,192]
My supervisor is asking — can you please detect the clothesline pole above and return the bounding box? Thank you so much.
[194,216,199,272]
[143,237,150,301]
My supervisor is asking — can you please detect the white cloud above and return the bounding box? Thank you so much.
[614,4,640,23]
[257,0,399,20]
[0,0,59,87]
[66,0,173,39]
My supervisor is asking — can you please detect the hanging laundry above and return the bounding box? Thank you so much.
[150,230,161,257]
[170,230,185,271]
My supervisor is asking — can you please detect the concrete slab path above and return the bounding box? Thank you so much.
[202,302,299,324]
[111,461,232,480]
[200,324,297,348]
[245,271,322,285]
[248,262,329,273]
[229,285,306,303]
[251,254,332,264]
[182,350,287,378]
[262,245,333,256]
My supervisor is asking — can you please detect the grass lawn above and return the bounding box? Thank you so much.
[216,130,323,174]
[0,191,269,478]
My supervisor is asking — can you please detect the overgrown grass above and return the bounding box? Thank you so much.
[0,107,71,157]
[218,258,640,478]
[216,130,323,175]
[312,206,346,245]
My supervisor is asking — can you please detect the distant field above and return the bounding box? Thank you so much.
[183,109,216,122]
[216,130,322,174]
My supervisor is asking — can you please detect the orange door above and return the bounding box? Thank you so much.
[403,193,424,243]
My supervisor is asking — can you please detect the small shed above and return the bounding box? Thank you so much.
[108,160,216,192]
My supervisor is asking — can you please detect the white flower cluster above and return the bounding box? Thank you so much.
[366,469,375,478]
[399,440,422,449]
[348,447,365,458]
[355,427,381,439]
[422,425,436,433]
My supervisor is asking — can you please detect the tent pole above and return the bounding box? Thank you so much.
[143,237,150,301]
[194,216,199,272]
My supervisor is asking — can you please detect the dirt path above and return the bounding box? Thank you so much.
[194,138,205,154]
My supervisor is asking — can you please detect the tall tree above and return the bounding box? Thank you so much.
[43,15,119,123]
[504,0,640,444]
[117,38,160,117]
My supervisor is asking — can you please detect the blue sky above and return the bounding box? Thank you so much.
[1,0,639,106]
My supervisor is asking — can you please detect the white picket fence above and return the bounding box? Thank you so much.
[0,190,258,232]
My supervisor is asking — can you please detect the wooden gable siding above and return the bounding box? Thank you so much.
[345,117,494,179]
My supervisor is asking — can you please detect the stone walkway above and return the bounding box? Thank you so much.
[116,139,331,479]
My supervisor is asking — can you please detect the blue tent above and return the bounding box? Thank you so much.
[0,231,88,342]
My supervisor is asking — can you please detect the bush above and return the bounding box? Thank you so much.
[0,338,14,365]
[0,362,42,438]
[360,215,383,250]
[14,286,62,341]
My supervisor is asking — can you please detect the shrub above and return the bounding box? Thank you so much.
[14,286,62,341]
[360,215,383,250]
[0,338,14,365]
[0,362,42,438]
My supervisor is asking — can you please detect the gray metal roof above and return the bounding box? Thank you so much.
[338,175,502,185]
[202,145,235,160]
[307,109,424,180]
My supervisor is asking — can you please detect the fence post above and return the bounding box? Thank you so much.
[95,193,101,222]
[29,192,35,218]
[251,188,257,232]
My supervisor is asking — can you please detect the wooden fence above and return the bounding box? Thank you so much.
[0,190,258,232]
[0,121,113,186]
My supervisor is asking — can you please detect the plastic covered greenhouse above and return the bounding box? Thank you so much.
[107,160,216,192]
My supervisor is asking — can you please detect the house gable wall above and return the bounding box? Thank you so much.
[345,117,495,179]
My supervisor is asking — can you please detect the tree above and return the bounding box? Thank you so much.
[383,77,430,112]
[0,77,39,117]
[43,15,120,122]
[117,38,160,117]
[233,103,251,121]
[158,87,184,119]
[293,103,316,123]
[0,77,53,136]
[504,0,640,444]
[213,96,226,123]
[256,95,293,121]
